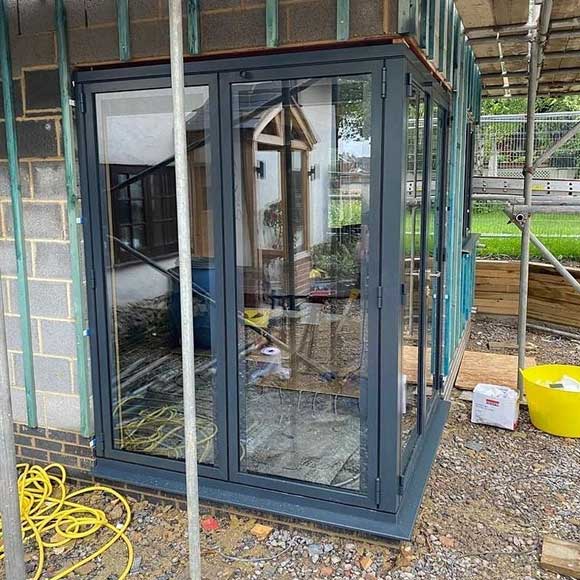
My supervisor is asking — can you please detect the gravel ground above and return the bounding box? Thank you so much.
[32,402,578,580]
[3,316,579,580]
[469,314,580,366]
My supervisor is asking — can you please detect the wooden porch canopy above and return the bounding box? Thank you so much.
[456,0,580,97]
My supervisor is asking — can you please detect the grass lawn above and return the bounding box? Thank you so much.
[471,204,580,260]
[329,199,580,260]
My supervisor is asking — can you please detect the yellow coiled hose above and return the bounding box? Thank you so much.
[0,463,134,580]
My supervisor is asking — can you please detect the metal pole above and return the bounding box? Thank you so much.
[187,0,201,55]
[168,1,201,579]
[0,275,26,580]
[505,210,580,295]
[532,120,580,170]
[517,29,538,395]
[0,0,37,427]
[527,323,580,341]
[266,0,279,47]
[336,0,350,41]
[55,0,91,438]
[517,0,553,395]
[116,0,131,61]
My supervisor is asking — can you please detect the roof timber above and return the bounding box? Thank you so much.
[469,28,580,46]
[465,16,580,36]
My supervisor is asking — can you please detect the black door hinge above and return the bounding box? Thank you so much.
[88,267,96,290]
[377,285,383,309]
[405,73,413,97]
[78,91,86,114]
[91,433,104,455]
[381,66,387,99]
[399,474,405,494]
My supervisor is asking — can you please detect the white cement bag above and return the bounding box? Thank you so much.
[471,383,519,431]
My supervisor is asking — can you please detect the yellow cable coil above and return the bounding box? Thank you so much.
[0,463,134,580]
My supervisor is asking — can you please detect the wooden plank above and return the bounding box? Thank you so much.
[455,350,537,391]
[402,345,434,386]
[474,260,580,328]
[541,536,580,578]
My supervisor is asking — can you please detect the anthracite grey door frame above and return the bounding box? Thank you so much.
[396,58,451,493]
[75,43,453,535]
[76,73,229,481]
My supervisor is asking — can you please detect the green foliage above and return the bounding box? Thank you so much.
[482,96,580,116]
[311,238,359,281]
[482,97,527,116]
[329,198,362,228]
[337,80,371,141]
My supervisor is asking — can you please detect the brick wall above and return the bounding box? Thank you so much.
[1,0,394,438]
[13,424,94,477]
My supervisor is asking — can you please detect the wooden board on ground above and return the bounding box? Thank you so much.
[402,345,433,386]
[455,350,537,391]
[540,536,580,579]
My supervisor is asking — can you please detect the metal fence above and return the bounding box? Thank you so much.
[472,112,580,261]
[474,111,580,180]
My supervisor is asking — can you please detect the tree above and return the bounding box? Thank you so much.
[482,95,580,115]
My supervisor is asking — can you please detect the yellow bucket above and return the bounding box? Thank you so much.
[521,365,580,438]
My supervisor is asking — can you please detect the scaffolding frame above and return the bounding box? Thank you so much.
[514,0,580,396]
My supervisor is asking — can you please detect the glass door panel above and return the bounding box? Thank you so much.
[401,90,446,462]
[95,86,221,467]
[425,102,446,411]
[231,74,374,493]
[401,87,426,458]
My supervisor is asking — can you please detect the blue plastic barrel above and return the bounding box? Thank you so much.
[168,258,215,350]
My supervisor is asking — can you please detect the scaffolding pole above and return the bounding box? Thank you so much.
[0,0,37,427]
[517,0,552,395]
[506,209,580,295]
[168,1,202,578]
[0,275,26,580]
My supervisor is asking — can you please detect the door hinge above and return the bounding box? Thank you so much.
[401,283,406,305]
[88,267,96,290]
[375,477,381,504]
[91,433,104,455]
[377,285,383,309]
[405,73,413,97]
[78,91,86,114]
[399,474,405,494]
[381,66,387,99]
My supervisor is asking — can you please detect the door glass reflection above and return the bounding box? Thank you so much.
[232,76,372,491]
[96,87,218,464]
